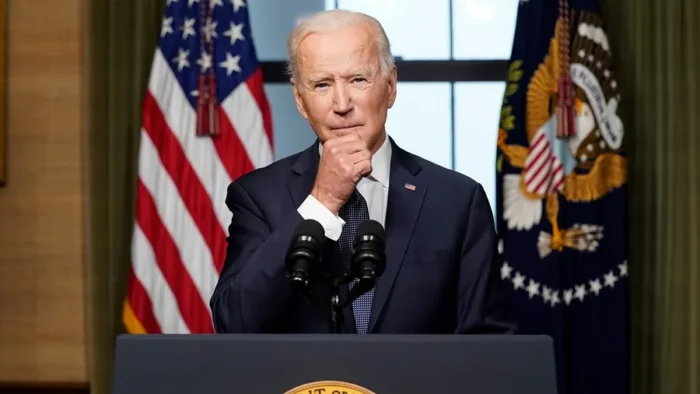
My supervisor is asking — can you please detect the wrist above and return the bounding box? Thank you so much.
[311,186,342,215]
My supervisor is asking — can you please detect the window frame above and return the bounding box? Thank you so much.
[260,60,508,83]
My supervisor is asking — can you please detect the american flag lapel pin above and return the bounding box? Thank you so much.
[404,183,416,191]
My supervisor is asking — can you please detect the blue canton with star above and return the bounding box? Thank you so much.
[159,0,259,108]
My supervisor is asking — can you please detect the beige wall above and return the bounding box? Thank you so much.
[0,0,86,384]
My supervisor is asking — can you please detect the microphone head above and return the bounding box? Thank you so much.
[352,220,386,279]
[292,219,325,242]
[286,219,325,273]
[354,219,385,244]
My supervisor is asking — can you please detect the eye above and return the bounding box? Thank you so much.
[352,77,367,83]
[314,82,329,89]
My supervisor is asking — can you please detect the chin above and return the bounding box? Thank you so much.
[323,127,363,140]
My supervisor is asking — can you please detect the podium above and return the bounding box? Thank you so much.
[111,334,557,394]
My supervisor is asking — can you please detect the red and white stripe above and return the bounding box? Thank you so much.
[123,48,273,334]
[523,129,565,196]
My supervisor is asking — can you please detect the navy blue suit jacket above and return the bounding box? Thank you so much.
[210,137,515,334]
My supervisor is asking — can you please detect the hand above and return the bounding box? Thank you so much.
[312,131,372,214]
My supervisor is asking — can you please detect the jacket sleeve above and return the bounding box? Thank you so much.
[454,182,517,334]
[209,180,303,333]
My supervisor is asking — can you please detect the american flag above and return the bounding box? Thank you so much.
[523,129,565,196]
[522,115,578,197]
[122,0,273,334]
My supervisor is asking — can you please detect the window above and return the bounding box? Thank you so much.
[386,83,452,169]
[256,1,517,217]
[262,84,316,161]
[454,82,506,213]
[335,0,451,60]
[248,0,324,61]
[451,0,519,59]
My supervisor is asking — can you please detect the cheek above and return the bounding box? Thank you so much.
[359,91,389,120]
[302,95,331,121]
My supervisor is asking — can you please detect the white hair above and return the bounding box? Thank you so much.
[286,9,395,81]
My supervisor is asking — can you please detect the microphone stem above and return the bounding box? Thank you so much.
[330,294,341,334]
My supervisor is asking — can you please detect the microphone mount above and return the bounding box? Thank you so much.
[336,220,387,319]
[285,218,386,334]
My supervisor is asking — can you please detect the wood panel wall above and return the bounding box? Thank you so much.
[0,0,87,384]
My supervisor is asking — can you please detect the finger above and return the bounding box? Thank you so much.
[340,140,368,154]
[347,149,371,164]
[353,159,372,177]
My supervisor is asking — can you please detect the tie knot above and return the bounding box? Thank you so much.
[348,189,360,203]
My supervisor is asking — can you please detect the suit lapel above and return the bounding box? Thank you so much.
[369,139,426,332]
[287,140,320,208]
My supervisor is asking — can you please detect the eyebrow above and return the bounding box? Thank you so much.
[346,69,372,78]
[306,69,373,84]
[306,75,331,85]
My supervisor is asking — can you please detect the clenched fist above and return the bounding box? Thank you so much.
[312,131,372,215]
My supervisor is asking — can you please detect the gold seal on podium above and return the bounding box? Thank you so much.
[284,380,375,394]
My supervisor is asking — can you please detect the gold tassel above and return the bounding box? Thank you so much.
[556,0,575,139]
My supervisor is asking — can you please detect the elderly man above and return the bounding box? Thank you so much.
[209,9,515,335]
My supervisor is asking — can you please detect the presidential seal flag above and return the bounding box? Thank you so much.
[496,1,628,393]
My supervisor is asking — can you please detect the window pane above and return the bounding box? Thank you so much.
[248,0,324,61]
[333,0,451,60]
[263,83,317,160]
[387,83,452,170]
[454,82,506,217]
[451,0,518,60]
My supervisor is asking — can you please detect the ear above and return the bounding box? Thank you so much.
[290,78,309,120]
[386,66,398,108]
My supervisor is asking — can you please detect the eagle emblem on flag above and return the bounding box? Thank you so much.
[497,11,626,260]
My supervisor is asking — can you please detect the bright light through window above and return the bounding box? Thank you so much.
[454,82,506,217]
[451,0,519,59]
[385,83,453,170]
[332,0,451,60]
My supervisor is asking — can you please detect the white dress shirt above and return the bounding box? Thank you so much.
[297,136,392,241]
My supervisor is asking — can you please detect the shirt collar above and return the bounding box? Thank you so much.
[317,134,392,188]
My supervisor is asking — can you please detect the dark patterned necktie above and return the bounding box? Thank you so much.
[338,189,374,334]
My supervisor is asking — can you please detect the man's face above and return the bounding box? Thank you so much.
[291,23,397,152]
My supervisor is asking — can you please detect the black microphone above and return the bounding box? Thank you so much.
[339,220,386,308]
[351,220,386,285]
[285,219,325,294]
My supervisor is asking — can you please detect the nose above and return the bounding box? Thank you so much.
[332,83,353,115]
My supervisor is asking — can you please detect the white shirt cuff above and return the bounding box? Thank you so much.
[297,195,345,241]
